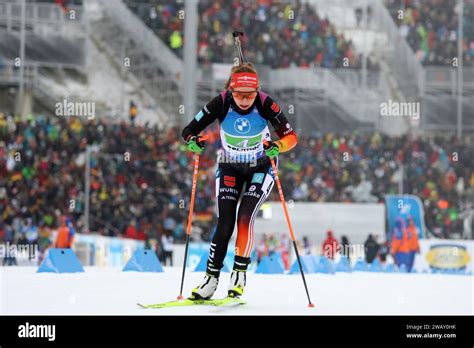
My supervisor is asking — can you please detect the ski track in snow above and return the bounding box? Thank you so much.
[1,267,472,315]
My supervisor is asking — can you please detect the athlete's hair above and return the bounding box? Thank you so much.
[224,62,258,90]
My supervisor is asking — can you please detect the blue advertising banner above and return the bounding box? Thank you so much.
[385,195,425,240]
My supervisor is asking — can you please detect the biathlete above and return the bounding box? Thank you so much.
[181,62,298,299]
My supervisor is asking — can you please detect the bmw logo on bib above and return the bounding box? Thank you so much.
[234,118,251,134]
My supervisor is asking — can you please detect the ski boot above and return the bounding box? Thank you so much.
[190,273,219,300]
[228,270,246,298]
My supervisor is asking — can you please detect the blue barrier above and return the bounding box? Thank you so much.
[248,249,258,272]
[37,248,85,273]
[368,259,383,272]
[353,259,368,272]
[123,249,164,272]
[289,255,316,274]
[314,256,335,274]
[255,255,285,274]
[384,263,399,273]
[335,256,352,273]
[311,255,320,267]
[399,264,408,273]
[194,252,230,273]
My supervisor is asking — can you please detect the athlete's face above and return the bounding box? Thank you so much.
[231,87,257,110]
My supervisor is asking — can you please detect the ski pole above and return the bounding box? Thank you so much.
[264,141,315,308]
[177,135,208,300]
[232,31,245,64]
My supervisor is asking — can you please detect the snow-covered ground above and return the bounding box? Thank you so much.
[1,267,472,315]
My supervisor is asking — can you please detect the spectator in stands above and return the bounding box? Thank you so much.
[385,0,474,66]
[37,223,53,265]
[129,101,138,125]
[321,230,339,259]
[56,216,74,249]
[257,233,289,263]
[378,240,390,264]
[278,233,291,270]
[406,216,420,272]
[1,224,14,244]
[391,218,410,271]
[173,219,186,240]
[302,236,311,255]
[155,226,165,262]
[135,223,147,241]
[267,234,278,257]
[1,223,17,266]
[125,221,137,239]
[161,231,174,266]
[169,30,183,56]
[364,234,379,264]
[257,234,268,264]
[340,235,351,261]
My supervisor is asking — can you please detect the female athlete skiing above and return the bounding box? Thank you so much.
[181,61,298,299]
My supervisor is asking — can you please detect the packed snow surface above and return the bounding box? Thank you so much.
[1,267,472,315]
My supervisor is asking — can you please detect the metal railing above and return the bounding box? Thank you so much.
[0,58,82,73]
[423,66,474,94]
[0,61,37,85]
[0,1,84,32]
[100,0,183,85]
[266,67,384,123]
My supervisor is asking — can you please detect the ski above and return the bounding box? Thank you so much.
[137,296,246,309]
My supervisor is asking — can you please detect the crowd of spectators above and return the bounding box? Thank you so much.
[257,231,392,270]
[127,0,474,68]
[1,114,472,248]
[0,113,215,248]
[385,0,474,66]
[256,232,291,269]
[126,0,361,69]
[34,0,474,67]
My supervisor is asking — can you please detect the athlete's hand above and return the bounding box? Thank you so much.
[186,135,205,155]
[186,135,204,155]
[263,140,280,158]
